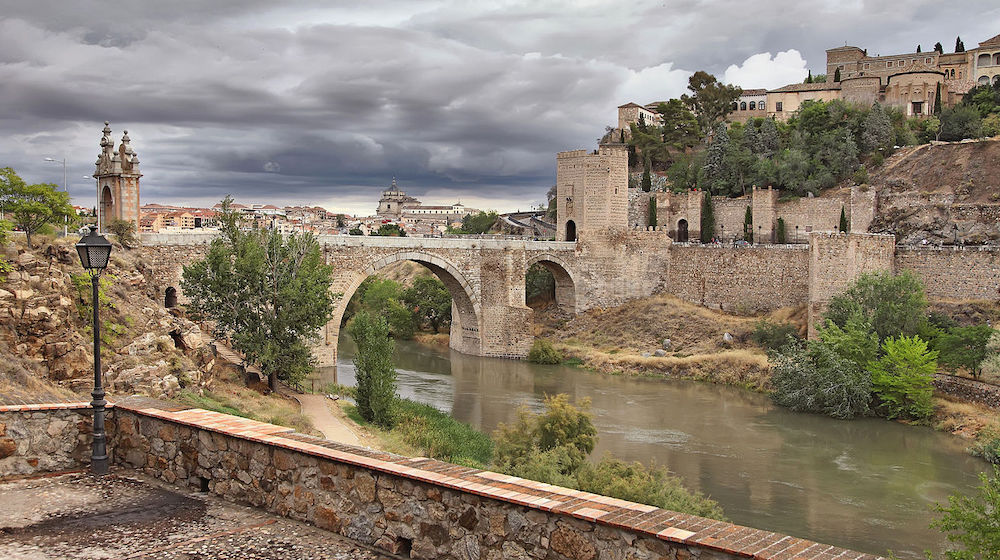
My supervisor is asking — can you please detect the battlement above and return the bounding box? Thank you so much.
[556,149,589,159]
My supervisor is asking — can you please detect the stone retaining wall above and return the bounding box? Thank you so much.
[0,403,97,479]
[933,374,1000,409]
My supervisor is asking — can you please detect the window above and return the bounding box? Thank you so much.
[912,101,924,115]
[776,101,783,112]
[864,63,870,69]
[925,57,933,64]
[749,101,756,110]
[732,102,738,110]
[740,101,747,110]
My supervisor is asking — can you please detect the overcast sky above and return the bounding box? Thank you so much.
[1,2,997,215]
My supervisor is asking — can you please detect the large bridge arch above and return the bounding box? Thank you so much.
[325,250,484,362]
[525,253,577,314]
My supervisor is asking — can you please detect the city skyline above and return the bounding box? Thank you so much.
[2,1,997,215]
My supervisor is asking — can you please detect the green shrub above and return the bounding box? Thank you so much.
[577,456,725,520]
[493,394,596,478]
[852,164,868,185]
[868,336,936,421]
[347,311,397,428]
[935,325,995,380]
[108,218,138,249]
[970,425,1000,465]
[751,319,798,351]
[770,340,872,419]
[528,339,563,364]
[823,270,927,343]
[931,467,1000,559]
[816,317,880,366]
[392,398,493,468]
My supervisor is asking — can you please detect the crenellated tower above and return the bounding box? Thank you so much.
[94,121,141,232]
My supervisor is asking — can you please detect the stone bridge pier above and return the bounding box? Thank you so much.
[313,236,580,367]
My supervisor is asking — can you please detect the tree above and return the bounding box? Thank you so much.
[335,214,345,228]
[931,467,1000,560]
[702,123,730,192]
[457,211,499,234]
[758,118,780,157]
[347,311,397,428]
[934,42,944,54]
[743,205,753,242]
[372,223,406,236]
[769,339,873,419]
[700,192,715,243]
[641,160,652,192]
[955,36,965,53]
[935,82,943,115]
[0,167,74,248]
[940,106,983,141]
[839,206,848,233]
[181,197,336,390]
[823,270,928,343]
[936,325,995,380]
[805,70,813,84]
[0,219,12,281]
[680,71,741,136]
[861,102,893,153]
[775,217,786,244]
[916,44,922,53]
[833,67,841,82]
[402,275,452,333]
[108,218,138,249]
[493,394,597,480]
[647,195,657,227]
[869,336,937,421]
[359,277,415,339]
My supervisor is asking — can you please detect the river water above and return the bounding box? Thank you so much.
[325,337,989,558]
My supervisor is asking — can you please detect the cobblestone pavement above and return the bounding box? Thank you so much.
[0,471,395,560]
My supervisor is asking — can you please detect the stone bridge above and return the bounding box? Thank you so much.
[138,230,671,365]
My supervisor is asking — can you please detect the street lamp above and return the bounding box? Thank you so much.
[76,226,112,475]
[44,157,68,236]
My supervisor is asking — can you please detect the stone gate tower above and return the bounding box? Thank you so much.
[555,145,628,241]
[94,121,141,232]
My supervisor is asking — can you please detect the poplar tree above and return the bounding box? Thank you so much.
[700,192,715,243]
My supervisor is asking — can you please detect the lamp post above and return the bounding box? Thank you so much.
[44,157,68,236]
[76,226,112,475]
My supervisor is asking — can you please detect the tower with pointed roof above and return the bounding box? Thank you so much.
[94,121,141,233]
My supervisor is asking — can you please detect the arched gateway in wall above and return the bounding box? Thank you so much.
[525,254,577,314]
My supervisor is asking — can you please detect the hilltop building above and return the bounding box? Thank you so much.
[94,121,141,232]
[375,178,477,231]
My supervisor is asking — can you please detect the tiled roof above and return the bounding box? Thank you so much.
[768,82,842,93]
[979,33,1000,48]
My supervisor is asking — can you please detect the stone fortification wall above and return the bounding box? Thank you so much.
[628,189,652,227]
[896,246,1000,301]
[102,399,879,560]
[0,403,96,479]
[572,228,672,309]
[808,233,896,336]
[667,245,810,312]
[777,194,849,240]
[710,198,750,241]
[138,241,210,305]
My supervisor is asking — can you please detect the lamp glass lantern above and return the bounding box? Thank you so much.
[76,226,112,272]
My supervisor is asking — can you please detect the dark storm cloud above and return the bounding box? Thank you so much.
[1,1,998,213]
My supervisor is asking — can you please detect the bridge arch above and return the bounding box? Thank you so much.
[525,253,577,314]
[327,250,483,358]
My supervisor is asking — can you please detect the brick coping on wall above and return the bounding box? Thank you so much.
[0,401,109,412]
[78,399,878,560]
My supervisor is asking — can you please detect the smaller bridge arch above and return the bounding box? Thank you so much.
[526,253,577,314]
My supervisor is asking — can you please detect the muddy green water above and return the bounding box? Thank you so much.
[322,338,989,558]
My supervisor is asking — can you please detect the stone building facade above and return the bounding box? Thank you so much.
[728,88,768,123]
[375,178,476,231]
[556,146,628,242]
[94,121,141,233]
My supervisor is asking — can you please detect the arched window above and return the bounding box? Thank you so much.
[565,220,577,242]
[732,102,738,110]
[165,287,178,308]
[980,75,991,86]
[676,219,689,242]
[994,75,1000,86]
[994,53,1000,66]
[740,102,747,111]
[749,101,756,110]
[978,53,991,67]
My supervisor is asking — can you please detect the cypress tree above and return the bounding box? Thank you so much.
[834,68,841,82]
[805,70,813,84]
[934,42,944,54]
[776,217,786,244]
[648,195,657,227]
[955,37,965,53]
[839,207,848,233]
[700,192,715,243]
[916,44,921,53]
[934,82,943,115]
[743,205,753,242]
[641,159,652,192]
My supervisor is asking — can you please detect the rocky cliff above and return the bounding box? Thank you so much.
[868,138,1000,244]
[1,238,214,404]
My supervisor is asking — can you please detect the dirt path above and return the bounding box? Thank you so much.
[294,393,363,446]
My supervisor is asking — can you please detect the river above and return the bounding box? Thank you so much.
[323,337,989,558]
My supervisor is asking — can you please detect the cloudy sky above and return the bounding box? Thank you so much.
[2,2,997,215]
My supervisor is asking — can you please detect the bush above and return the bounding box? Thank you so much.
[823,270,927,343]
[931,467,1000,559]
[868,336,937,422]
[107,218,138,248]
[528,339,563,364]
[770,340,873,419]
[577,456,725,520]
[751,320,798,351]
[347,311,397,428]
[493,394,596,478]
[392,398,493,467]
[935,325,995,380]
[970,425,1000,465]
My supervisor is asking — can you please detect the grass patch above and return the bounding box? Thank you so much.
[343,397,493,468]
[561,357,584,367]
[173,382,315,435]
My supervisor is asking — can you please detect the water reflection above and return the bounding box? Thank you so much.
[331,337,987,558]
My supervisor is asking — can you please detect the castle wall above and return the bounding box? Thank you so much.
[777,194,850,240]
[711,198,750,241]
[666,245,810,312]
[808,233,896,336]
[895,246,1000,301]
